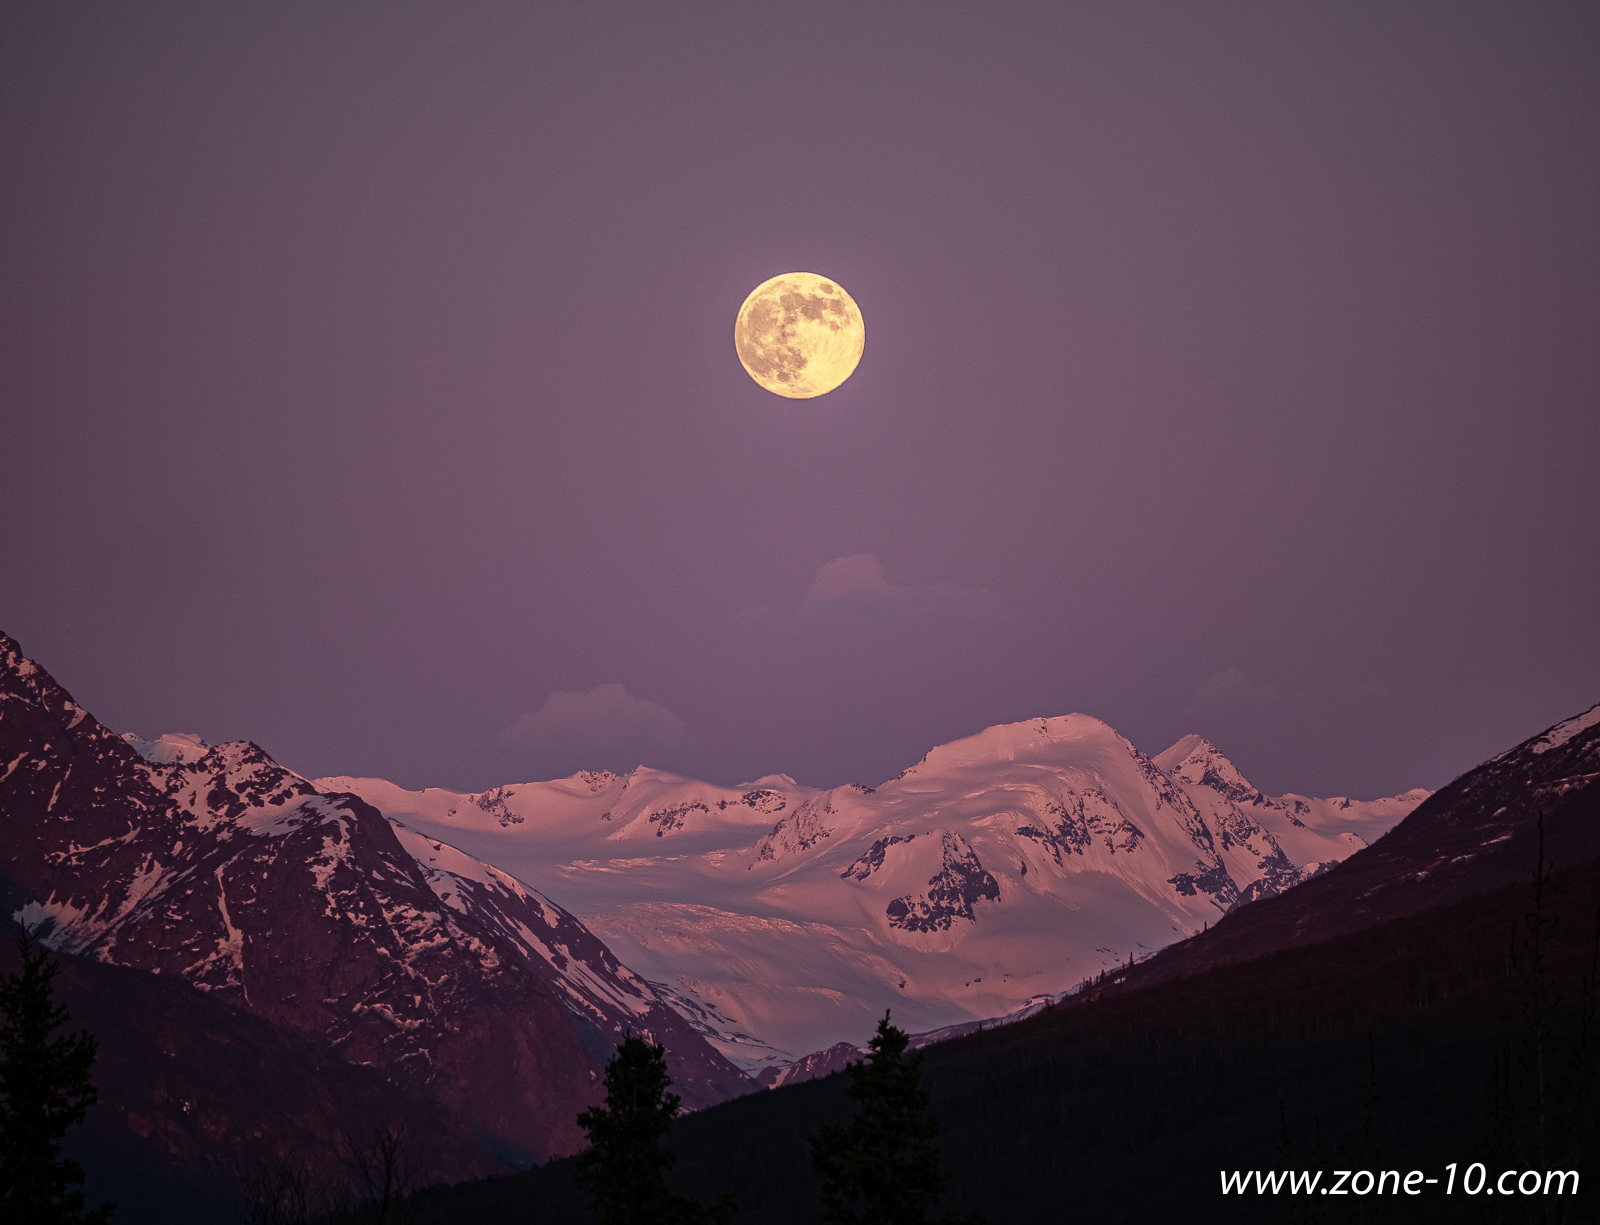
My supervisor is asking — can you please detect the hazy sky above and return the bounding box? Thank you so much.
[3,2,1596,799]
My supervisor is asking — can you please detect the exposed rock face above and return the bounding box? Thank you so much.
[754,1040,864,1089]
[885,832,1000,933]
[0,631,751,1183]
[753,794,833,862]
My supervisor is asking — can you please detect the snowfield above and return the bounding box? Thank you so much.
[318,714,1426,1072]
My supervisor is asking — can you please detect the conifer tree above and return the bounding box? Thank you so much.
[574,1035,733,1225]
[809,1012,982,1225]
[0,928,115,1224]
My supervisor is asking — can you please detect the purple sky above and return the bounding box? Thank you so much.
[3,3,1596,800]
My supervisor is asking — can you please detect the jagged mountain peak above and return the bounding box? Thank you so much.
[1151,733,1218,771]
[1152,735,1266,806]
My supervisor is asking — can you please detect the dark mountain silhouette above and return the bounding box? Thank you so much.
[0,631,750,1216]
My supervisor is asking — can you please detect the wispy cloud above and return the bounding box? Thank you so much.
[500,684,688,757]
[800,554,997,623]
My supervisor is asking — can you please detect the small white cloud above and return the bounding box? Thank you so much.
[800,554,996,623]
[501,684,688,756]
[802,554,919,622]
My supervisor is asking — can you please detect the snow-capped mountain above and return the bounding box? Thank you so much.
[321,714,1426,1073]
[0,632,749,1172]
[1098,701,1600,1000]
[1153,734,1403,906]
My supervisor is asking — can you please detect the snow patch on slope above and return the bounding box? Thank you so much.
[1529,704,1600,755]
[121,731,210,764]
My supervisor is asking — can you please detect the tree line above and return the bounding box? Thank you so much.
[0,929,116,1224]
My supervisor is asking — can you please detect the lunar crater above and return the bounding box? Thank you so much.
[735,272,864,398]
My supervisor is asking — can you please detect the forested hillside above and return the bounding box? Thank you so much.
[411,853,1600,1223]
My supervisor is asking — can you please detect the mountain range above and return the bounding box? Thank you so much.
[0,627,1464,1217]
[320,717,1425,1070]
[412,697,1600,1224]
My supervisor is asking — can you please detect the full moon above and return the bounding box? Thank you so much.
[734,272,864,398]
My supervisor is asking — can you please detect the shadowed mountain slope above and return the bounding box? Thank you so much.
[414,859,1600,1223]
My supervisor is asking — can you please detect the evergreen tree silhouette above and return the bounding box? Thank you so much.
[0,928,115,1224]
[809,1012,983,1225]
[574,1034,733,1225]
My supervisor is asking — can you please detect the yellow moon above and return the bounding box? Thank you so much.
[734,273,864,398]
